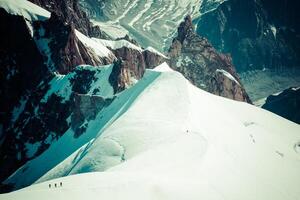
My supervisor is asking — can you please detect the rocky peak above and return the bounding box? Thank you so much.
[28,0,110,39]
[0,8,50,186]
[168,15,251,103]
[177,15,195,43]
[105,44,166,93]
[33,12,113,74]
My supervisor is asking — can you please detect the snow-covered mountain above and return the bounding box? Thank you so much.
[0,0,299,199]
[79,0,228,51]
[79,0,300,103]
[0,0,252,192]
[0,0,165,189]
[2,63,300,200]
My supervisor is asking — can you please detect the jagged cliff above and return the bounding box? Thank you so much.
[197,0,300,71]
[168,16,251,102]
[28,0,110,39]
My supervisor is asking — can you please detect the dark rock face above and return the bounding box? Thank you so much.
[33,13,113,74]
[197,0,300,72]
[28,0,110,39]
[261,0,300,33]
[108,46,166,93]
[0,64,112,191]
[262,87,300,124]
[0,8,51,186]
[143,50,167,69]
[107,45,165,93]
[108,59,141,93]
[0,8,48,123]
[168,16,251,103]
[71,93,114,138]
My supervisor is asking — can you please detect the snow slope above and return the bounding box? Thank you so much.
[83,0,203,51]
[0,0,50,21]
[93,38,143,52]
[75,30,115,59]
[2,63,300,200]
[82,0,229,51]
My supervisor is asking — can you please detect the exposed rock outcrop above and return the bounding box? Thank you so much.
[71,93,114,137]
[262,87,300,124]
[28,0,110,39]
[0,8,51,187]
[33,13,114,74]
[104,43,166,93]
[197,0,300,72]
[168,16,251,103]
[143,49,167,69]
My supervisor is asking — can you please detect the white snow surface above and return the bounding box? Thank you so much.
[216,69,240,85]
[93,38,143,52]
[0,0,50,21]
[2,63,300,200]
[75,30,115,59]
[145,46,168,58]
[91,20,129,40]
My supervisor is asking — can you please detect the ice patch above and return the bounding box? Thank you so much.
[25,141,41,158]
[216,69,240,85]
[270,25,277,38]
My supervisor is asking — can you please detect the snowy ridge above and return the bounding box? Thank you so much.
[0,0,50,21]
[75,30,115,59]
[92,38,143,52]
[145,47,168,59]
[3,68,161,189]
[2,63,300,200]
